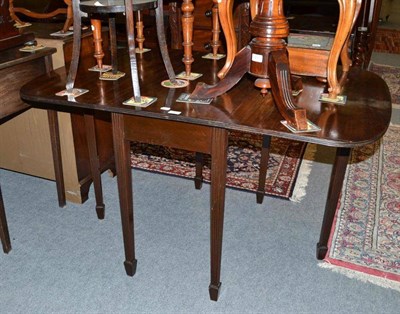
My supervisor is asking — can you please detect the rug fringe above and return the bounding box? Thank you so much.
[319,262,400,293]
[290,143,317,203]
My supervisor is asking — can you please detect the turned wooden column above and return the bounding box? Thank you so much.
[249,0,307,130]
[248,0,289,91]
[191,0,307,130]
[210,0,221,57]
[353,0,382,69]
[135,11,145,52]
[91,19,105,70]
[181,0,194,76]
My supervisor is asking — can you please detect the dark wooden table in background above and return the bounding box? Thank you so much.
[19,49,391,301]
[0,45,64,254]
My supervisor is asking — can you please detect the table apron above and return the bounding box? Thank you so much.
[123,115,214,154]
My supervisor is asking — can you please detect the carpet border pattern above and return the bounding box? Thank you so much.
[323,125,400,291]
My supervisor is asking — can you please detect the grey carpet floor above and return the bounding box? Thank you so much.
[1,144,400,313]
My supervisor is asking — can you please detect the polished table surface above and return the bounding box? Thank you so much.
[20,49,391,147]
[0,46,56,120]
[20,49,391,300]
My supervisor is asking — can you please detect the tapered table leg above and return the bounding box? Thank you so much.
[256,135,271,204]
[0,186,11,253]
[112,113,137,276]
[316,147,351,260]
[209,128,228,301]
[84,113,105,219]
[47,110,66,208]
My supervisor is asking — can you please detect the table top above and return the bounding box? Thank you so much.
[0,45,56,71]
[20,49,392,148]
[1,45,56,121]
[80,0,157,13]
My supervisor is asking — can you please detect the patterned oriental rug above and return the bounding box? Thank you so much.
[373,28,400,54]
[322,63,400,291]
[322,125,400,291]
[369,62,400,106]
[130,131,314,201]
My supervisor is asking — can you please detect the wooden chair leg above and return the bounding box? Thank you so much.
[92,19,105,70]
[0,185,11,254]
[256,135,271,204]
[9,0,28,26]
[135,11,145,52]
[62,0,73,33]
[216,0,237,79]
[326,0,362,98]
[181,0,194,77]
[211,0,221,57]
[109,16,119,74]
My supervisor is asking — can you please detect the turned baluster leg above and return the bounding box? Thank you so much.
[352,0,369,68]
[91,19,105,71]
[135,11,145,53]
[210,0,221,57]
[181,0,194,77]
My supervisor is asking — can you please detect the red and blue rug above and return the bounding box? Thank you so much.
[373,28,400,54]
[322,125,400,290]
[322,63,400,291]
[369,62,400,105]
[130,131,314,201]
